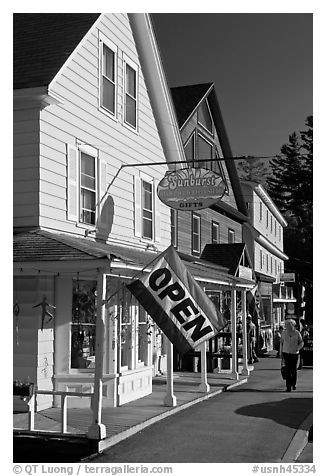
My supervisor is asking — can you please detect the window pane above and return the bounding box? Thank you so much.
[192,215,200,253]
[80,189,96,225]
[126,64,136,97]
[171,209,177,247]
[81,174,95,190]
[198,100,213,132]
[81,153,95,175]
[142,181,152,210]
[103,45,114,80]
[185,135,195,166]
[81,189,95,209]
[142,181,153,239]
[198,135,213,169]
[102,77,115,113]
[193,217,199,234]
[71,280,97,369]
[125,95,136,127]
[212,223,219,243]
[143,218,153,239]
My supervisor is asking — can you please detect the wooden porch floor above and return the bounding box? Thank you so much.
[13,372,247,440]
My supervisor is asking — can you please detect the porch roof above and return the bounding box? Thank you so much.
[13,230,158,267]
[13,229,255,288]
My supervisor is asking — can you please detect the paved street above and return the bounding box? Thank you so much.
[89,356,312,463]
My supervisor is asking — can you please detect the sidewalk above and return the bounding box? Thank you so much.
[13,354,313,463]
[14,369,249,462]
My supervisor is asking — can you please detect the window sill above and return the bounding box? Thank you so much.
[119,365,153,376]
[98,105,118,122]
[122,120,139,135]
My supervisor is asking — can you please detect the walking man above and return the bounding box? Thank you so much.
[280,319,304,392]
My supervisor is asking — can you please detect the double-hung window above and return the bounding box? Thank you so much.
[80,151,96,225]
[142,179,153,240]
[134,174,160,243]
[67,142,102,227]
[192,213,201,255]
[228,228,235,244]
[171,209,178,247]
[100,35,117,116]
[124,56,138,129]
[212,221,220,244]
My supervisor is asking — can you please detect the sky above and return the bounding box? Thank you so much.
[151,13,313,158]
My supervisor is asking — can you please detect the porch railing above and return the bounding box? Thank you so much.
[24,389,94,435]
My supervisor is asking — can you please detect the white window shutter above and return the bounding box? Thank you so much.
[97,156,109,231]
[100,157,107,198]
[134,175,141,237]
[66,144,78,222]
[154,178,161,242]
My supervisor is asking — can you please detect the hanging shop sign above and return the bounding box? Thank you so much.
[280,272,295,283]
[127,245,227,355]
[157,168,226,210]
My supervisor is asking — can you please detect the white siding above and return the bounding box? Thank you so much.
[251,190,284,252]
[36,13,170,251]
[253,242,284,280]
[13,108,40,228]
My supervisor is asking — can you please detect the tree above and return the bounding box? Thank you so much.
[236,156,269,188]
[267,116,313,280]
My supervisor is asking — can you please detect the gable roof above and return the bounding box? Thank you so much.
[13,13,100,89]
[201,243,252,276]
[170,82,248,217]
[170,83,213,128]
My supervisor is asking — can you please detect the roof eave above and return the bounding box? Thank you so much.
[13,86,65,108]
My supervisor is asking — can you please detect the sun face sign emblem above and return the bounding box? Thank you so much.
[157,168,227,210]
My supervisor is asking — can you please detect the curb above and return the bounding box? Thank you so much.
[281,412,313,463]
[86,377,248,457]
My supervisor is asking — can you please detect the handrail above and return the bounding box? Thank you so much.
[27,389,93,434]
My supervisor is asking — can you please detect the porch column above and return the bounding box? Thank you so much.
[241,289,250,376]
[164,340,177,406]
[230,287,239,380]
[198,341,210,392]
[87,270,107,440]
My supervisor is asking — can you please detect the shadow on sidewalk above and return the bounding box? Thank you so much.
[235,397,312,430]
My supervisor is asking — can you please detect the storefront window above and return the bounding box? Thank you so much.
[119,287,150,370]
[71,279,97,369]
[138,311,151,364]
[120,287,132,369]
